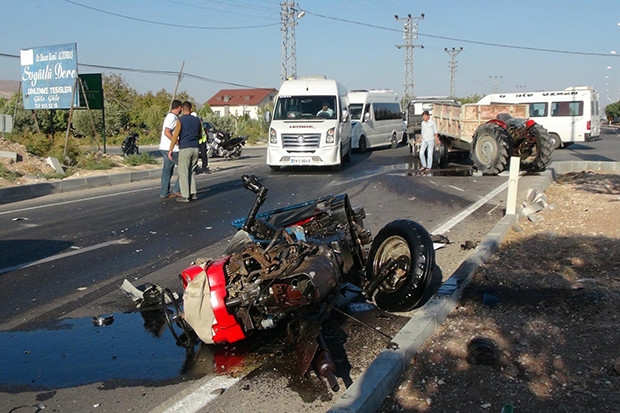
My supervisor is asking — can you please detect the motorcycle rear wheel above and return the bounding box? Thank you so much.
[366,220,435,312]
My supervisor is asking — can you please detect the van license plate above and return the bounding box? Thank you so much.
[290,157,312,165]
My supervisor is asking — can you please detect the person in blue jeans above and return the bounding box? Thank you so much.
[159,100,182,198]
[168,101,201,202]
[418,110,439,172]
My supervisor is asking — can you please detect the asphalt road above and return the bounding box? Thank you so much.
[0,128,618,413]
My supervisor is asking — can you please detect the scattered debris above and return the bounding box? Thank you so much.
[45,156,65,175]
[467,337,499,366]
[520,187,549,222]
[120,279,176,309]
[481,293,500,308]
[432,233,450,250]
[93,314,114,326]
[460,240,478,250]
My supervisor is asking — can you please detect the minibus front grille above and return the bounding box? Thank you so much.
[282,133,321,150]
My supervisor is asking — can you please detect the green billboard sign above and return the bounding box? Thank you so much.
[78,73,103,110]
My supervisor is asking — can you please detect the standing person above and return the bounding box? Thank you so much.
[168,101,200,203]
[194,112,209,173]
[159,100,182,198]
[417,110,439,172]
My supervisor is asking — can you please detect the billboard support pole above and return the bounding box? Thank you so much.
[76,77,101,151]
[63,78,79,159]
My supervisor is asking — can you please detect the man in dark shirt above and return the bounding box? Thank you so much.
[168,101,201,202]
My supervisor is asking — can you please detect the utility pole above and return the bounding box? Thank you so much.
[490,75,503,93]
[395,13,424,102]
[280,2,305,84]
[444,47,462,98]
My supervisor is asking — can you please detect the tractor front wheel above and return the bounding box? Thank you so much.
[471,123,511,175]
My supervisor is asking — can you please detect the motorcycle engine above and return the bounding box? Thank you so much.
[224,239,340,333]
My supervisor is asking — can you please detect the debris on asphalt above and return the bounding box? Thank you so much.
[120,279,175,309]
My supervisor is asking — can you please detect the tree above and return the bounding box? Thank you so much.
[456,93,483,104]
[605,101,620,122]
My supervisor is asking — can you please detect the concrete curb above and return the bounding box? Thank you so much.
[327,160,620,413]
[0,168,162,205]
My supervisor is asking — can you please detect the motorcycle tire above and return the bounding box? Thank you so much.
[366,219,435,312]
[229,146,242,159]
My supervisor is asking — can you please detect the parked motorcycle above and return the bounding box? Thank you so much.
[161,174,435,390]
[207,130,247,159]
[121,132,139,156]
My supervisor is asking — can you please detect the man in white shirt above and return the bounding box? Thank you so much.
[159,100,182,198]
[316,102,334,117]
[417,110,439,172]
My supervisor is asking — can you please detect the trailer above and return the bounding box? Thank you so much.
[411,102,553,175]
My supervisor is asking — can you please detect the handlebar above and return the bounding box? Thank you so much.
[241,175,269,234]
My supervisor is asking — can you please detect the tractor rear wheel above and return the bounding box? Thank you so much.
[471,123,511,175]
[520,124,553,173]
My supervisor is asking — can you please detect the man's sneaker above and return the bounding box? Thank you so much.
[176,197,190,203]
[190,194,198,201]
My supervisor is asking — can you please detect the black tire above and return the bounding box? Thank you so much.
[342,143,351,163]
[401,131,408,145]
[230,146,242,159]
[549,133,562,150]
[161,288,195,348]
[366,220,435,312]
[471,123,511,175]
[359,136,368,153]
[435,136,449,169]
[520,124,553,173]
[269,165,281,172]
[390,132,398,149]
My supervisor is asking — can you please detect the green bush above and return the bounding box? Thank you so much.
[77,152,117,170]
[15,131,53,157]
[49,135,82,165]
[0,163,22,181]
[124,153,157,166]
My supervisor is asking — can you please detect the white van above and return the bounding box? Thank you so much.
[267,76,352,171]
[477,86,600,148]
[349,90,403,151]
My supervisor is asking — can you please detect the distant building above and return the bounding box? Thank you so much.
[206,88,277,119]
[0,80,19,99]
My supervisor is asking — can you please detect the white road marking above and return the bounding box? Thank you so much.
[160,376,241,413]
[0,186,157,216]
[431,180,509,235]
[0,238,132,275]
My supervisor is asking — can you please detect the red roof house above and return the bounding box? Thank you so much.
[206,88,278,119]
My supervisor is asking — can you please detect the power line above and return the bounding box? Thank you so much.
[62,0,279,30]
[304,9,619,58]
[1,52,258,89]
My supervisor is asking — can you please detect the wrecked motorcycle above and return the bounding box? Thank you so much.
[161,174,435,389]
[207,130,246,159]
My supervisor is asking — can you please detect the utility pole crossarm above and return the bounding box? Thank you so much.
[280,2,304,84]
[395,13,424,101]
[444,47,462,98]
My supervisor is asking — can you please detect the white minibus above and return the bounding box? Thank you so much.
[267,76,352,171]
[477,86,600,148]
[349,90,403,151]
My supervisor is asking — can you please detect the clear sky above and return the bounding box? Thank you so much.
[1,0,619,107]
